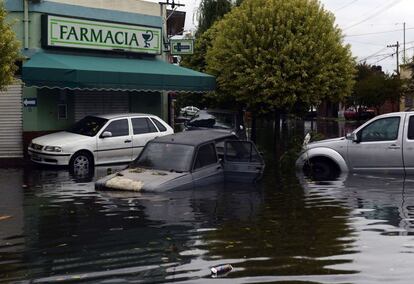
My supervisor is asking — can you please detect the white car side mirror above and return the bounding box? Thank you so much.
[101,131,112,138]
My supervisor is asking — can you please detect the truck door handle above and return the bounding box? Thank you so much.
[124,139,132,143]
[388,144,400,149]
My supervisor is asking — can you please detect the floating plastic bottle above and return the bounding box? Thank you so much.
[210,264,233,276]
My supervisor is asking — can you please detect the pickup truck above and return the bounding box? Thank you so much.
[296,111,414,179]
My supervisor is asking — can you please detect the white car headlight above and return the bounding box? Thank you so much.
[44,146,62,152]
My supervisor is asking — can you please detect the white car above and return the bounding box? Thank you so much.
[180,106,199,116]
[28,113,173,173]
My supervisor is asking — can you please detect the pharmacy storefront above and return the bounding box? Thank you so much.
[4,0,214,157]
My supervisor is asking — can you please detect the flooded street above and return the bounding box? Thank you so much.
[2,121,414,283]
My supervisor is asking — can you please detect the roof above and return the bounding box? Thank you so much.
[153,130,238,146]
[92,113,152,120]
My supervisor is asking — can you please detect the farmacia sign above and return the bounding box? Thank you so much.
[42,15,162,55]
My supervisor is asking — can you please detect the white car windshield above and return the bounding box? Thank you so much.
[132,143,194,172]
[67,116,108,137]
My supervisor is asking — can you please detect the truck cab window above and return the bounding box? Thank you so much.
[360,117,400,142]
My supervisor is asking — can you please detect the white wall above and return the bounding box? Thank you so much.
[45,0,161,17]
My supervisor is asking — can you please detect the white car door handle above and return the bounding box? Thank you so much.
[124,139,132,143]
[388,144,400,149]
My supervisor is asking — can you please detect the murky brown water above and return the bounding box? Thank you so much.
[2,120,413,283]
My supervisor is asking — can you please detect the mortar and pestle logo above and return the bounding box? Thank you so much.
[142,30,154,48]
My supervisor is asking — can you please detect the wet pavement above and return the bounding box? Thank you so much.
[2,120,414,283]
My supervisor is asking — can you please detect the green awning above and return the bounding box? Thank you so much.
[22,52,215,93]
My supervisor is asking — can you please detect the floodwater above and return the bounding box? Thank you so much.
[2,120,414,283]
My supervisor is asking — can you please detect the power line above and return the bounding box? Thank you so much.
[344,0,403,31]
[334,0,359,12]
[347,39,386,47]
[359,46,389,62]
[345,27,414,38]
[358,41,414,63]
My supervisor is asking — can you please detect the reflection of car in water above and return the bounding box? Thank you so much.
[297,111,414,180]
[185,109,246,139]
[27,114,173,175]
[95,130,264,192]
[298,172,414,233]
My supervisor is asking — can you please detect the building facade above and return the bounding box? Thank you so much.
[2,0,214,159]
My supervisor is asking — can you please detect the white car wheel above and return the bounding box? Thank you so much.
[70,152,93,176]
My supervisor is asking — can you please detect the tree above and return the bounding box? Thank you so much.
[206,0,355,115]
[0,3,20,90]
[195,0,232,37]
[349,63,402,113]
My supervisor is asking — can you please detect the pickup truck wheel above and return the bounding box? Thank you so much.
[69,151,94,176]
[305,158,340,181]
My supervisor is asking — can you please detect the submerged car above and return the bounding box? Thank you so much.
[95,130,265,192]
[296,111,414,180]
[28,113,173,173]
[185,109,246,139]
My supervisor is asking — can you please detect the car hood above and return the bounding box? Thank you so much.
[306,137,347,149]
[95,168,189,192]
[31,131,92,146]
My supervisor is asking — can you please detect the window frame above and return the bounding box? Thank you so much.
[131,117,158,135]
[101,118,130,138]
[358,116,401,143]
[192,142,219,171]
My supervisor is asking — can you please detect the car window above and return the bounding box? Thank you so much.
[151,118,167,132]
[408,116,414,140]
[132,118,157,134]
[103,119,129,137]
[132,143,194,172]
[194,143,217,170]
[360,117,400,142]
[225,140,261,162]
[67,116,108,137]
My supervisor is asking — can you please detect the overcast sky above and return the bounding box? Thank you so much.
[161,0,412,74]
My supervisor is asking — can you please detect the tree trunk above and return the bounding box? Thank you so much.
[250,113,257,142]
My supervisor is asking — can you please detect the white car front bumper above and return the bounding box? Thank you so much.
[28,149,72,166]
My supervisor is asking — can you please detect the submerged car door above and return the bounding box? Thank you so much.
[403,114,414,174]
[347,114,404,173]
[223,140,264,182]
[131,117,160,159]
[96,118,133,164]
[191,142,224,187]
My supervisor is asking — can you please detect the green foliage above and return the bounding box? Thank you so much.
[0,3,20,90]
[349,63,402,110]
[206,0,356,114]
[181,25,218,73]
[196,0,232,37]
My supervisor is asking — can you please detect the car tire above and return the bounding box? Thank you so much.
[69,151,94,176]
[304,158,340,181]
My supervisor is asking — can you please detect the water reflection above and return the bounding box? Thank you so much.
[299,173,414,283]
[0,165,356,283]
[4,125,414,283]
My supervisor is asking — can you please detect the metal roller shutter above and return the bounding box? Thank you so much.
[74,91,130,121]
[0,82,23,158]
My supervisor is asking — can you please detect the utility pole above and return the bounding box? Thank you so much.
[404,22,406,64]
[387,41,400,75]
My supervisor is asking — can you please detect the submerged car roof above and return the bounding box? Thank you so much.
[153,130,238,146]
